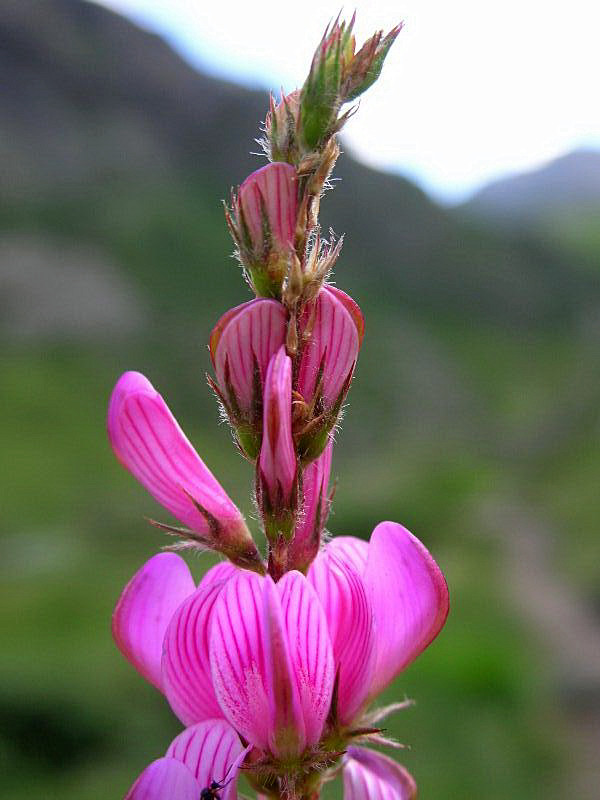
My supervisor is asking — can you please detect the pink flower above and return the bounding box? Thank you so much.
[209,298,287,459]
[210,569,334,759]
[319,522,449,708]
[238,163,297,253]
[258,346,297,539]
[107,371,262,571]
[226,163,298,297]
[296,286,364,461]
[113,523,447,783]
[125,718,248,800]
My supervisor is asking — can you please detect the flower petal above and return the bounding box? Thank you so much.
[277,570,335,746]
[125,757,199,800]
[343,747,417,800]
[259,346,296,508]
[162,573,229,725]
[210,299,287,416]
[323,285,365,347]
[210,571,272,752]
[327,535,369,576]
[166,719,244,800]
[297,287,361,408]
[238,162,298,250]
[263,575,306,756]
[365,522,449,696]
[112,553,195,690]
[108,371,245,538]
[308,550,375,724]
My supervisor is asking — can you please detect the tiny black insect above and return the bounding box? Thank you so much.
[200,779,225,799]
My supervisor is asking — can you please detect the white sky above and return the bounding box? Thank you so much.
[96,0,600,203]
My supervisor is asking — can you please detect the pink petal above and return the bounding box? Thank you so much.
[277,571,335,747]
[166,719,244,800]
[238,162,298,250]
[327,535,369,576]
[125,757,199,800]
[323,285,365,347]
[308,550,375,724]
[288,440,333,571]
[365,522,449,696]
[112,553,195,690]
[259,346,296,507]
[343,747,417,800]
[162,577,229,725]
[263,576,306,756]
[210,571,272,752]
[210,299,287,415]
[108,371,245,539]
[297,288,360,408]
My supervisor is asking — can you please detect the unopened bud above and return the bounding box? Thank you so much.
[265,89,301,163]
[227,163,298,298]
[210,299,287,459]
[299,16,402,150]
[295,287,364,462]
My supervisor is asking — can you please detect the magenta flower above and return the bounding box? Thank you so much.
[113,522,447,794]
[258,346,297,538]
[107,371,262,571]
[226,162,298,297]
[209,298,287,458]
[125,718,248,800]
[296,286,364,460]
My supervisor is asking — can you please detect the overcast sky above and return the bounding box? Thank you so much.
[96,0,600,203]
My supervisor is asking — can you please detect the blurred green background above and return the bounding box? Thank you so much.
[2,2,600,797]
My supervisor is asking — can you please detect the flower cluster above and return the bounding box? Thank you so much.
[108,16,448,800]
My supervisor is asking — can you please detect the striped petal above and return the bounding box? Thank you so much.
[259,346,296,510]
[166,720,245,800]
[210,570,333,757]
[297,287,361,409]
[343,747,417,800]
[277,571,335,747]
[365,522,449,696]
[308,549,375,724]
[210,571,273,752]
[263,576,306,756]
[108,371,253,557]
[112,553,195,690]
[210,299,287,417]
[125,757,199,800]
[162,567,231,725]
[238,162,298,251]
[327,535,369,576]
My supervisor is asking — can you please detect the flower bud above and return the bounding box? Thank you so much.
[296,286,364,462]
[265,89,301,163]
[226,163,298,298]
[258,346,297,541]
[299,15,402,150]
[209,299,287,459]
[299,16,353,150]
